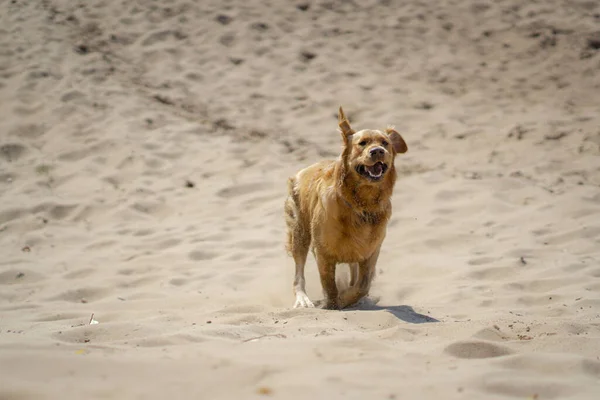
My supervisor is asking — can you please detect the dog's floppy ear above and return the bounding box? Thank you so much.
[385,127,408,154]
[338,106,354,145]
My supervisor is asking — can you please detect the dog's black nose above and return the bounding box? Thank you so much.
[370,147,384,158]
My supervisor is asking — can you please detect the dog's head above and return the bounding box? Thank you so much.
[338,107,408,184]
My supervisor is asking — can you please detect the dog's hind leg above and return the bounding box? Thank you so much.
[285,179,314,308]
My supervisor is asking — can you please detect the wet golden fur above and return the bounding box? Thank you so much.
[285,107,408,309]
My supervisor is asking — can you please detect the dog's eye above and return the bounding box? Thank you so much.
[381,141,389,147]
[358,140,367,146]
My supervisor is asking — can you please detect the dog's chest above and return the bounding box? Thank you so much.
[318,209,386,263]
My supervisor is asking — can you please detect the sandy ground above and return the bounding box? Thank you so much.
[1,0,600,398]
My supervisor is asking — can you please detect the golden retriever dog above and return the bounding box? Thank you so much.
[285,107,408,309]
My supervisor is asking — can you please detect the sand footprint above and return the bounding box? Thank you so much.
[0,269,45,285]
[467,256,497,266]
[34,312,83,322]
[469,265,516,280]
[188,249,217,261]
[49,287,112,303]
[57,141,112,162]
[141,30,186,47]
[479,374,574,399]
[63,268,96,280]
[31,202,78,221]
[0,143,27,162]
[444,340,513,359]
[8,123,46,139]
[217,182,271,198]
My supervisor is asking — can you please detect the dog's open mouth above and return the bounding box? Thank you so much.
[357,162,388,181]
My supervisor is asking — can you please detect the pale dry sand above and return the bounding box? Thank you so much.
[1,0,600,399]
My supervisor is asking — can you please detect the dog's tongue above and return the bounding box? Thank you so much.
[367,162,383,177]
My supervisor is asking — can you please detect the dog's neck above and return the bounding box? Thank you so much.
[334,156,396,216]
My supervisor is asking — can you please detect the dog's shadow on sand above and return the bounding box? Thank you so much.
[316,298,440,324]
[354,303,440,323]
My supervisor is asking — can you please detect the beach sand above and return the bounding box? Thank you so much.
[1,0,600,398]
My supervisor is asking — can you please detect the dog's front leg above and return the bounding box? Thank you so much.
[338,246,380,309]
[315,251,339,310]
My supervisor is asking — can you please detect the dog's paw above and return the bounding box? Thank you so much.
[293,292,315,308]
[321,299,341,310]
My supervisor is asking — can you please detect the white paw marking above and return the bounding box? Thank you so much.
[293,292,314,308]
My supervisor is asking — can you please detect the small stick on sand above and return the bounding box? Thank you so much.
[242,334,287,343]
